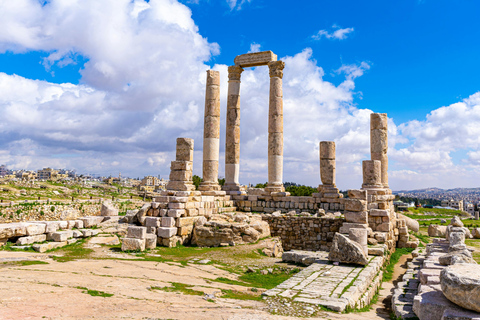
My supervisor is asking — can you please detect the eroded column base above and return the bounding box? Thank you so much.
[265,184,285,194]
[222,183,245,195]
[198,182,222,192]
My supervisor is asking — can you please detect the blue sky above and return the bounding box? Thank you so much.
[0,0,479,190]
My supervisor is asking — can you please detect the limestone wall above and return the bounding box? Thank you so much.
[234,194,344,214]
[262,215,345,251]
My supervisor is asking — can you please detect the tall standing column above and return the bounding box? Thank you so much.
[265,61,285,193]
[223,65,244,192]
[199,70,221,192]
[370,113,389,188]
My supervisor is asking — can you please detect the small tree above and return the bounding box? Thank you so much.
[192,175,202,190]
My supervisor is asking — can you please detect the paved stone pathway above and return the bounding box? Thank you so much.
[264,251,385,312]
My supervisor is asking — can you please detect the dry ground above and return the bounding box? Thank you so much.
[0,237,396,320]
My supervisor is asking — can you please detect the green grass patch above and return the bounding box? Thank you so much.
[0,242,36,252]
[239,269,300,289]
[17,260,49,266]
[405,207,466,217]
[149,282,204,296]
[221,289,262,301]
[383,248,414,282]
[50,240,94,262]
[76,286,113,297]
[411,232,431,245]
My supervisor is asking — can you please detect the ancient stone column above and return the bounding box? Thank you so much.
[362,160,382,189]
[199,70,221,191]
[265,60,285,193]
[320,141,336,187]
[166,138,195,192]
[370,113,388,188]
[223,65,244,192]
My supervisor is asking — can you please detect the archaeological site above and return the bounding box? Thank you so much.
[1,51,480,320]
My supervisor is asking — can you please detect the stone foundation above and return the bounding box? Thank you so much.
[262,215,344,251]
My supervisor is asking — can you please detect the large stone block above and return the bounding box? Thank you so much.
[101,202,118,216]
[234,51,277,68]
[144,217,161,228]
[25,223,47,236]
[161,217,176,227]
[145,234,157,249]
[121,238,145,251]
[80,216,104,228]
[16,234,47,245]
[344,199,367,212]
[0,223,27,239]
[127,226,147,240]
[428,224,447,237]
[176,217,197,227]
[344,211,368,224]
[441,264,480,312]
[157,227,178,238]
[328,232,368,265]
[51,231,73,242]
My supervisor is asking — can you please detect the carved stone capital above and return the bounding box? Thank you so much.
[228,65,244,81]
[268,60,285,78]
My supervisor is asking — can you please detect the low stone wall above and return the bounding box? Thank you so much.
[262,215,345,251]
[0,200,142,223]
[234,194,344,214]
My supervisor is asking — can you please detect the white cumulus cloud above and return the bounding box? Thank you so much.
[313,24,355,41]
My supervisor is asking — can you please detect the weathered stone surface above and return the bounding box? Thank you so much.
[88,235,120,246]
[157,227,177,238]
[127,226,147,240]
[79,216,104,228]
[24,223,47,236]
[145,234,157,249]
[100,202,118,216]
[438,250,477,266]
[144,217,161,228]
[441,264,480,312]
[121,238,145,251]
[344,199,367,212]
[362,160,382,187]
[135,204,151,225]
[348,189,367,200]
[51,230,73,242]
[397,213,419,232]
[0,223,27,238]
[234,51,277,67]
[33,241,68,253]
[473,228,480,239]
[16,234,47,245]
[428,224,447,237]
[450,216,464,227]
[344,211,368,224]
[349,228,368,255]
[449,232,465,246]
[328,233,368,265]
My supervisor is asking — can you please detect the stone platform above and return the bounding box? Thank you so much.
[264,250,384,312]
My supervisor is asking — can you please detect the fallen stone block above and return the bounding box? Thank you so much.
[0,223,27,238]
[16,234,47,245]
[58,221,68,230]
[157,227,178,238]
[441,264,480,312]
[51,230,74,242]
[144,217,161,228]
[33,241,68,253]
[428,224,447,237]
[72,230,83,238]
[127,226,147,239]
[161,217,176,228]
[74,220,84,229]
[25,223,46,236]
[101,201,118,216]
[80,216,104,228]
[328,232,368,265]
[145,234,157,249]
[78,229,93,237]
[121,238,145,251]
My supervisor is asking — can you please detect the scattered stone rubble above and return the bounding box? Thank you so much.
[392,217,480,319]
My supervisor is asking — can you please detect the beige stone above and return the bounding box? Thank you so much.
[362,160,382,187]
[344,199,367,212]
[170,161,193,171]
[370,113,388,130]
[344,211,368,224]
[441,264,480,312]
[320,159,335,186]
[206,69,220,86]
[121,238,145,252]
[203,116,220,139]
[268,132,283,155]
[349,228,368,256]
[320,141,335,160]
[234,51,277,67]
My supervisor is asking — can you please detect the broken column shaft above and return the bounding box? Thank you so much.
[370,113,389,188]
[199,70,221,191]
